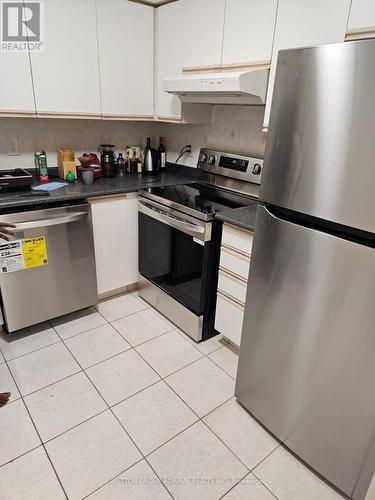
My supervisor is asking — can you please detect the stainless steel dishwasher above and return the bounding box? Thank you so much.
[0,203,97,332]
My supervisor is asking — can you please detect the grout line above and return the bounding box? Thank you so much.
[40,408,109,446]
[207,350,238,380]
[0,443,42,469]
[250,469,280,500]
[217,469,252,500]
[1,299,275,499]
[250,444,282,474]
[70,345,133,372]
[0,355,69,498]
[18,369,83,399]
[81,457,145,500]
[0,338,62,364]
[50,322,172,500]
[110,323,176,349]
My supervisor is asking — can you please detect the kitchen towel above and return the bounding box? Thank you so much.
[32,182,68,192]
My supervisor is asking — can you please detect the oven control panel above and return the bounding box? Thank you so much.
[197,149,263,185]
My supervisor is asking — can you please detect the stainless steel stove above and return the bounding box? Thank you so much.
[138,148,262,342]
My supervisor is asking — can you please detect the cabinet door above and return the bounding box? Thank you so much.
[97,0,153,118]
[91,197,128,295]
[347,0,375,36]
[0,53,35,114]
[182,0,226,70]
[155,2,183,120]
[90,195,138,296]
[30,0,101,116]
[263,0,351,128]
[125,193,139,286]
[222,0,278,67]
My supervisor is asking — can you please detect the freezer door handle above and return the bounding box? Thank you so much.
[14,211,88,231]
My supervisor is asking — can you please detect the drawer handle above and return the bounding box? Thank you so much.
[219,267,247,285]
[217,290,245,309]
[221,243,251,260]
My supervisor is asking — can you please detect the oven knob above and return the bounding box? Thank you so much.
[199,153,207,163]
[252,163,262,175]
[208,155,216,165]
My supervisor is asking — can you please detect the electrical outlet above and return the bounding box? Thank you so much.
[7,137,20,156]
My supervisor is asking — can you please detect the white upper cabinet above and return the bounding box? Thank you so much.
[0,53,35,114]
[155,2,183,120]
[347,0,375,35]
[263,0,352,128]
[182,0,226,70]
[97,0,154,118]
[222,0,278,67]
[30,0,101,116]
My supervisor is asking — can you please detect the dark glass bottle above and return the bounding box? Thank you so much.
[158,137,166,169]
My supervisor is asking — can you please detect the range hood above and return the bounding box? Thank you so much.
[163,69,269,105]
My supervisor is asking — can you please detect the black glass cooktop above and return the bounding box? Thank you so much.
[142,183,252,220]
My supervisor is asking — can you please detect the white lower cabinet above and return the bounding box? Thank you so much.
[215,223,253,348]
[215,293,244,349]
[90,194,138,297]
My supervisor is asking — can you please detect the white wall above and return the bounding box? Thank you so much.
[0,105,266,170]
[163,105,266,166]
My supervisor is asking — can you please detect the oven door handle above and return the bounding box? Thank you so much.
[138,200,211,242]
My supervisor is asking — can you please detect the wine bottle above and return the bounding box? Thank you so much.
[158,137,166,169]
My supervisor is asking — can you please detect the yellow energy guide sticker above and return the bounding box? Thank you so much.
[22,236,48,269]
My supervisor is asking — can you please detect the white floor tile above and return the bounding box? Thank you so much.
[196,333,228,355]
[112,308,173,347]
[45,410,142,500]
[0,399,40,466]
[96,294,148,322]
[0,447,65,500]
[0,363,20,402]
[25,372,107,442]
[86,350,160,406]
[88,459,171,500]
[148,421,248,500]
[0,323,60,361]
[9,343,80,396]
[65,323,130,368]
[113,380,198,455]
[204,399,278,469]
[177,329,228,354]
[209,344,239,379]
[165,357,235,417]
[222,473,276,500]
[136,330,203,378]
[51,307,107,340]
[253,446,345,500]
[0,350,4,363]
[129,291,152,309]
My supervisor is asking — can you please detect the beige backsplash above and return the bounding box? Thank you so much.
[0,105,266,171]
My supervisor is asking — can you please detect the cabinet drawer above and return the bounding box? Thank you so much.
[219,246,250,281]
[215,291,244,348]
[222,223,253,256]
[218,269,247,305]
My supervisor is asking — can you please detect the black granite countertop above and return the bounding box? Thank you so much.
[215,203,259,231]
[0,166,198,211]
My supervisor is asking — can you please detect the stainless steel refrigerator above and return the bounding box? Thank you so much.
[235,39,375,500]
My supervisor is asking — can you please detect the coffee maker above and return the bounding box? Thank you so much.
[100,144,116,178]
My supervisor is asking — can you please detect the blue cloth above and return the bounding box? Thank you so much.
[32,182,68,192]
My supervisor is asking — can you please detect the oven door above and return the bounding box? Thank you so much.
[138,197,212,316]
